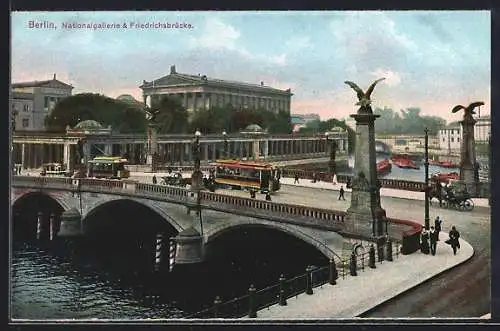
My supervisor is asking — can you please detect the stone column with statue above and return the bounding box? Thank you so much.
[144,108,160,168]
[344,78,387,239]
[452,101,484,197]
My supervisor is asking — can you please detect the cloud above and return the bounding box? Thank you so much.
[371,69,402,87]
[188,17,241,50]
[188,18,287,67]
[330,12,417,73]
[285,35,312,51]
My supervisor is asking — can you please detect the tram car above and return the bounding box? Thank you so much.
[211,159,281,193]
[87,156,130,179]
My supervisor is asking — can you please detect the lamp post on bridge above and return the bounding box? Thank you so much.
[222,130,228,159]
[424,127,430,231]
[192,130,204,237]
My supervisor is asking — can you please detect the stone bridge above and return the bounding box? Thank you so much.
[11,176,421,261]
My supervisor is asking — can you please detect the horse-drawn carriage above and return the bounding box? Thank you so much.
[160,172,189,187]
[428,179,474,211]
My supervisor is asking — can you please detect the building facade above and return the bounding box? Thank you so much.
[140,65,293,114]
[11,74,73,131]
[438,124,461,151]
[474,116,491,142]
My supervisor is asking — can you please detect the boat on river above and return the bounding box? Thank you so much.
[376,159,392,176]
[391,156,420,169]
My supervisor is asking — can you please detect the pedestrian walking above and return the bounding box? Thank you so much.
[446,226,461,255]
[338,186,346,200]
[429,226,438,256]
[152,174,157,184]
[294,173,300,184]
[434,216,442,241]
[265,192,272,201]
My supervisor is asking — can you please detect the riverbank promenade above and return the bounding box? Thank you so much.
[250,232,474,319]
[279,176,490,208]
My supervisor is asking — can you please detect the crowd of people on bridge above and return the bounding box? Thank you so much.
[420,216,461,256]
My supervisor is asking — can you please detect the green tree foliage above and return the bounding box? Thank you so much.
[150,95,189,134]
[188,105,292,134]
[374,107,446,135]
[45,93,148,133]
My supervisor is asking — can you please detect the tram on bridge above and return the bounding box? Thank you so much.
[87,156,130,179]
[211,159,281,193]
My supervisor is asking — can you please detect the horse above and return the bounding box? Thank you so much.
[427,181,445,207]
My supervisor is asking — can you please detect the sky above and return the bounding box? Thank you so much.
[11,11,491,123]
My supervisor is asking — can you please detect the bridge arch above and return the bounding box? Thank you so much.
[83,197,185,233]
[205,221,343,261]
[375,140,391,154]
[12,190,71,212]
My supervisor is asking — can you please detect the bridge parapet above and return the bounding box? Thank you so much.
[200,191,346,230]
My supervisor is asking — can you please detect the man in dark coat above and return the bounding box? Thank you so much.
[434,217,442,241]
[338,186,346,200]
[294,173,300,184]
[429,226,438,256]
[448,226,460,255]
[152,175,157,184]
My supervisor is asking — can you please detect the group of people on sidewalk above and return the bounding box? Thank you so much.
[420,216,461,256]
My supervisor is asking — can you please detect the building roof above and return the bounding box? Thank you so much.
[74,120,103,130]
[12,91,34,100]
[140,65,293,96]
[12,74,73,90]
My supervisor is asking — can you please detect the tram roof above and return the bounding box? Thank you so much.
[89,156,128,163]
[213,159,274,170]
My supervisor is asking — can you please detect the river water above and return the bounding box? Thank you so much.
[11,226,327,320]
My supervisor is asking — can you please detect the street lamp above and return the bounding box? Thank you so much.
[424,128,430,230]
[222,130,228,159]
[191,130,204,238]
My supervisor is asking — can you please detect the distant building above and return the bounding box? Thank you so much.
[140,65,293,114]
[438,123,461,151]
[474,115,491,142]
[11,74,73,131]
[116,94,143,108]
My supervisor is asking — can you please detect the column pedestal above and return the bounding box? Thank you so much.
[345,113,386,239]
[459,117,479,196]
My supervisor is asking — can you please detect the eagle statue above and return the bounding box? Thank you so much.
[344,78,386,111]
[451,101,484,117]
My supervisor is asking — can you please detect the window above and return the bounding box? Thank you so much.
[451,137,454,142]
[457,138,460,143]
[22,119,29,128]
[442,138,445,142]
[44,96,49,108]
[23,104,30,112]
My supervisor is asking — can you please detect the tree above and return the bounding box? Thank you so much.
[45,93,148,133]
[150,95,189,134]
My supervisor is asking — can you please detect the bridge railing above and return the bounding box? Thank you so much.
[199,191,346,230]
[134,182,190,204]
[12,175,74,190]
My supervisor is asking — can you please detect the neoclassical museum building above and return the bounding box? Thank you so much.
[140,65,293,114]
